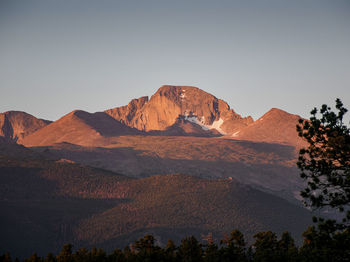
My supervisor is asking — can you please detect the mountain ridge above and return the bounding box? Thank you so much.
[21,110,141,147]
[2,85,305,147]
[0,111,51,143]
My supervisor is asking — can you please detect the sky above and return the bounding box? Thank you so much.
[1,0,349,122]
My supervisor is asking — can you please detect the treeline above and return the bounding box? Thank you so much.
[2,223,350,262]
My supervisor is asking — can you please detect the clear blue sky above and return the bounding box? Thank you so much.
[1,0,349,122]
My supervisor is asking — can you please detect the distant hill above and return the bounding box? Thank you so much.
[0,156,311,258]
[0,111,51,143]
[230,108,305,147]
[21,110,141,147]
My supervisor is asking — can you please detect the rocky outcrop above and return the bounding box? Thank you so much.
[105,85,253,135]
[0,111,51,143]
[105,96,148,125]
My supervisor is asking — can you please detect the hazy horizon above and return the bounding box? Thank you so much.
[1,0,349,122]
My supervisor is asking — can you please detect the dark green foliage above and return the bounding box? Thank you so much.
[177,236,202,262]
[277,232,298,262]
[133,235,162,262]
[107,249,125,262]
[220,230,247,262]
[24,253,42,262]
[203,243,219,262]
[253,231,279,262]
[3,229,350,262]
[88,248,106,262]
[56,244,73,262]
[297,98,350,227]
[299,219,350,262]
[43,253,55,262]
[72,248,89,262]
[164,240,177,262]
[0,253,13,262]
[202,233,219,262]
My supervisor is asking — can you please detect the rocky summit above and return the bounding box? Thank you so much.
[105,85,253,135]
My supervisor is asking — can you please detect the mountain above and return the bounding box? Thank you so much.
[0,156,311,258]
[0,85,316,258]
[18,86,304,145]
[21,110,141,147]
[38,135,303,204]
[15,86,308,202]
[0,111,51,143]
[231,108,305,147]
[105,85,253,135]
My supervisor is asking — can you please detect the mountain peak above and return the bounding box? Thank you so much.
[0,111,51,142]
[106,85,253,134]
[264,107,295,117]
[156,85,208,95]
[232,107,305,146]
[21,110,140,147]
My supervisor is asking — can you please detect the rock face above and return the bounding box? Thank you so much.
[105,96,149,126]
[105,85,253,135]
[231,108,305,147]
[21,110,141,147]
[0,111,51,143]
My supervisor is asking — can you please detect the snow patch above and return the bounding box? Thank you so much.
[259,118,264,121]
[232,131,240,137]
[180,90,186,99]
[211,118,226,134]
[184,114,226,135]
[185,116,209,130]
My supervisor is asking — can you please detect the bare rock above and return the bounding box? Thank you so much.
[105,85,253,135]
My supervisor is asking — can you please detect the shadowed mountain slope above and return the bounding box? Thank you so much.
[0,156,311,258]
[0,156,128,258]
[75,174,311,249]
[0,111,51,143]
[21,110,141,147]
[34,135,303,203]
[0,136,43,159]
